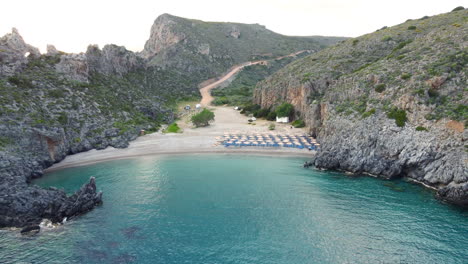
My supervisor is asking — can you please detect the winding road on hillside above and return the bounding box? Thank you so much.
[199,50,308,106]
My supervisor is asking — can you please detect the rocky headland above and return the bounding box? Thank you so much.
[0,15,339,228]
[254,8,467,206]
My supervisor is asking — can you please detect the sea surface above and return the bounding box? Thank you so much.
[1,155,467,263]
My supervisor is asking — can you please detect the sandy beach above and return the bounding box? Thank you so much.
[46,55,316,172]
[46,106,315,172]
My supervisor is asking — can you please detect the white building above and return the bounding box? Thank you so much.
[276,116,289,123]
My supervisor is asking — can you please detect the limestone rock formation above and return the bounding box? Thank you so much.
[46,44,60,56]
[0,28,40,76]
[86,44,144,75]
[55,53,89,82]
[254,9,467,205]
[228,26,241,39]
[140,13,186,59]
[0,177,102,228]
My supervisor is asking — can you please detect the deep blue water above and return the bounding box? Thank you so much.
[1,154,467,263]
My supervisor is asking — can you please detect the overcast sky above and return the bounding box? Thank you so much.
[0,0,465,53]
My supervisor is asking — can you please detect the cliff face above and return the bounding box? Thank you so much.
[254,9,467,205]
[140,14,346,78]
[0,31,174,228]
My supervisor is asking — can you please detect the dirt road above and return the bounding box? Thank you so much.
[199,50,309,106]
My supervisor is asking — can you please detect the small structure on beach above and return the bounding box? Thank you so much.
[276,116,289,123]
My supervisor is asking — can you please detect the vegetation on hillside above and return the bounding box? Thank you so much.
[255,8,467,126]
[212,53,309,106]
[146,14,347,81]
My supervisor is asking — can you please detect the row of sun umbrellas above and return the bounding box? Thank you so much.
[215,132,320,149]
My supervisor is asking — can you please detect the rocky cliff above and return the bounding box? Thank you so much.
[140,13,346,79]
[254,8,467,206]
[0,30,174,228]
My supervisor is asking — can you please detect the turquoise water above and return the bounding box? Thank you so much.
[1,155,467,263]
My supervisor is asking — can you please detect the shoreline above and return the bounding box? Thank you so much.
[45,148,316,172]
[46,106,316,173]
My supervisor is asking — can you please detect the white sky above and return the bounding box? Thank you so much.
[0,0,465,53]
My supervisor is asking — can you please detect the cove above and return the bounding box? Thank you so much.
[1,154,467,263]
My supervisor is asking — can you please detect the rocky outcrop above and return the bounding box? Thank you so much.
[0,177,102,228]
[55,44,144,82]
[254,9,467,206]
[46,44,60,56]
[55,53,89,82]
[140,13,186,59]
[86,44,144,75]
[0,28,40,76]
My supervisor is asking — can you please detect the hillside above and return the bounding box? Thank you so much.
[212,51,311,106]
[141,13,346,79]
[254,8,467,205]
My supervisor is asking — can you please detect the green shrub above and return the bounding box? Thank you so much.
[165,122,181,133]
[382,36,393,42]
[275,103,294,118]
[428,89,439,97]
[451,6,464,12]
[48,89,65,98]
[407,26,417,30]
[266,111,277,121]
[375,84,386,93]
[301,73,312,83]
[393,40,413,52]
[362,108,376,118]
[0,136,12,149]
[292,120,305,128]
[387,108,407,127]
[212,97,231,105]
[57,112,68,125]
[415,126,428,131]
[7,75,32,88]
[268,123,276,130]
[401,73,412,80]
[191,109,215,127]
[254,108,270,118]
[352,39,359,46]
[240,103,261,115]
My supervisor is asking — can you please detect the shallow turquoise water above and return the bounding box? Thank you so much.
[1,154,467,263]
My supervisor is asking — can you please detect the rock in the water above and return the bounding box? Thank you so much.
[437,184,468,207]
[0,177,102,228]
[20,225,40,235]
